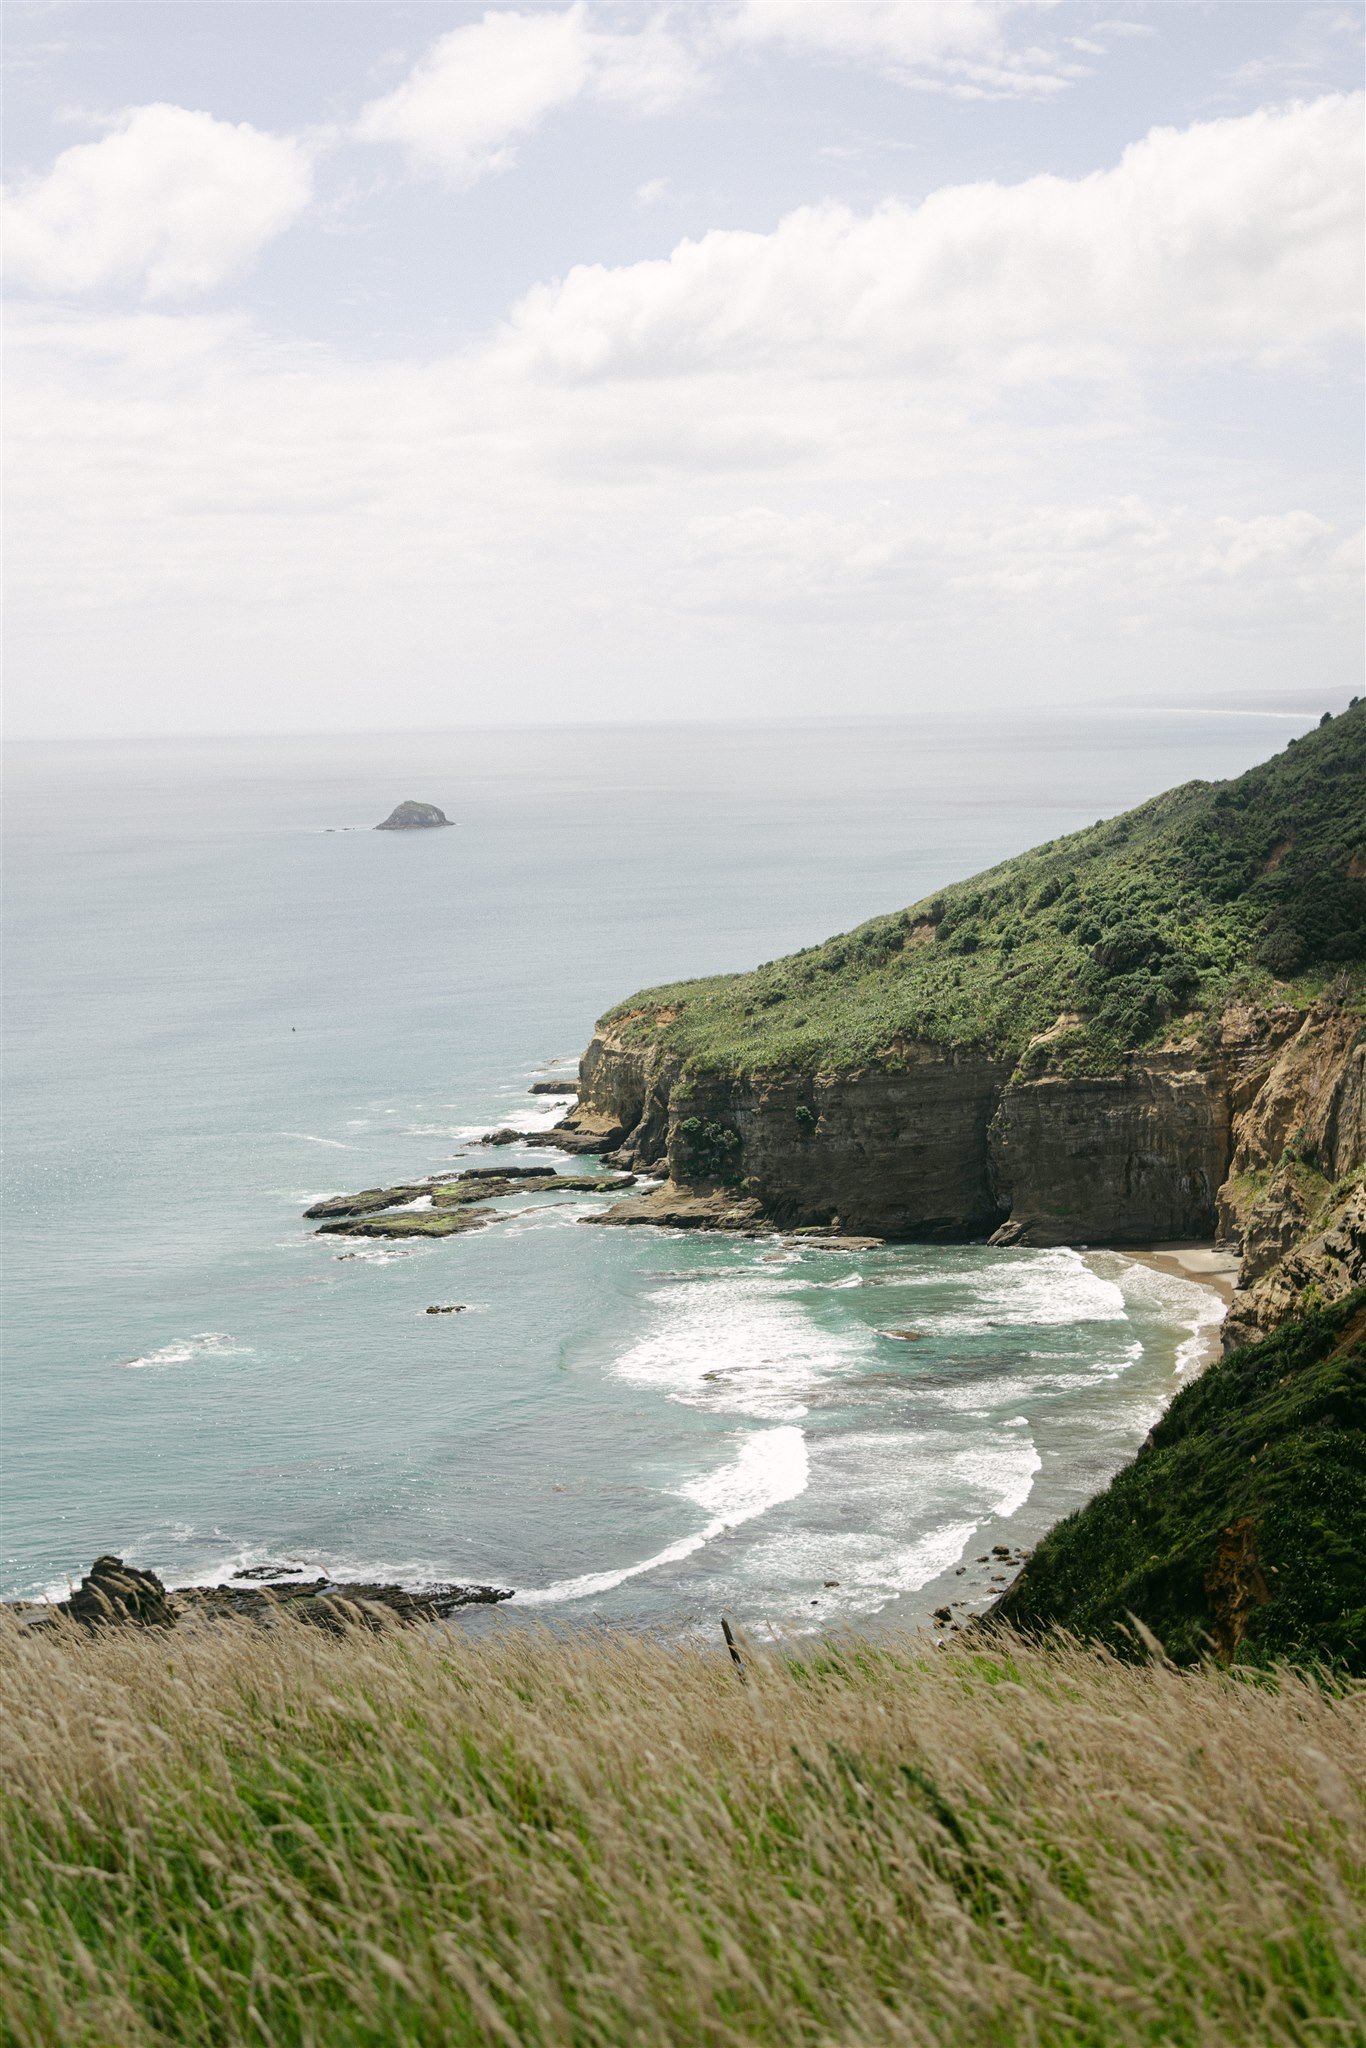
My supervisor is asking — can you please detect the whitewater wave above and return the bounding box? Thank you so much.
[612,1267,882,1421]
[909,1245,1128,1334]
[114,1333,248,1371]
[515,1425,808,1605]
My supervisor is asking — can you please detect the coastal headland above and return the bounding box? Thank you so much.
[548,703,1364,1351]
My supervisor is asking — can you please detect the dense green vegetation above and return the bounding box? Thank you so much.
[994,1289,1366,1670]
[605,701,1366,1077]
[5,1611,1364,2045]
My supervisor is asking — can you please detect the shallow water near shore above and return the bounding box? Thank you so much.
[3,712,1299,1626]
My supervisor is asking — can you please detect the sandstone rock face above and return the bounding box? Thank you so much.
[987,1055,1230,1247]
[568,1031,1010,1236]
[1222,1177,1366,1351]
[1218,1001,1366,1259]
[574,1027,682,1168]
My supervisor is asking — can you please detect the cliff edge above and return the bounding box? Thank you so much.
[557,704,1365,1341]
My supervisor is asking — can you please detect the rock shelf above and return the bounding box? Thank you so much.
[308,1169,636,1239]
[8,1556,510,1632]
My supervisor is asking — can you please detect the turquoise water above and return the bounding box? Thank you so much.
[2,714,1301,1627]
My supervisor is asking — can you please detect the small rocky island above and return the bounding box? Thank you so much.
[375,800,453,831]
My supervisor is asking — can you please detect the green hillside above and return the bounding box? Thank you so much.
[991,1289,1366,1670]
[603,701,1365,1077]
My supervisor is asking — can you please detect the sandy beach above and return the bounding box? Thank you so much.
[1120,1244,1240,1371]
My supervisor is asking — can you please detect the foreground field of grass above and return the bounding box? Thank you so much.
[2,1615,1363,2046]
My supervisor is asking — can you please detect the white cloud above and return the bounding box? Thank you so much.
[3,104,313,298]
[5,95,1361,732]
[354,5,701,187]
[503,93,1363,379]
[725,0,1079,100]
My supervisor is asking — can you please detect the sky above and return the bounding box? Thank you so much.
[4,1,1363,737]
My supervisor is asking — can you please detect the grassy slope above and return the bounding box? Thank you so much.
[602,702,1366,1078]
[3,1614,1364,2046]
[993,1289,1366,1670]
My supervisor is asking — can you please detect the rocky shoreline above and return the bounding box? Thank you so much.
[7,1554,513,1634]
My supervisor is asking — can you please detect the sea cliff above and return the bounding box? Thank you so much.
[557,705,1366,1339]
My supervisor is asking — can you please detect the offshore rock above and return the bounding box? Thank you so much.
[319,1207,501,1239]
[306,1178,461,1220]
[374,800,453,831]
[453,1164,567,1180]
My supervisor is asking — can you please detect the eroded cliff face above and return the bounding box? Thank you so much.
[562,997,1366,1337]
[546,1023,682,1159]
[1222,1178,1366,1351]
[669,1053,1013,1239]
[1216,999,1366,1343]
[987,1055,1229,1248]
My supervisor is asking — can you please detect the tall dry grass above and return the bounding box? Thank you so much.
[1,1608,1362,2046]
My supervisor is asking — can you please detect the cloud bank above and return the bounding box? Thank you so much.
[505,94,1363,378]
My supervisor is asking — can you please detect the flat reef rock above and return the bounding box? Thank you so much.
[583,1183,767,1233]
[374,800,453,831]
[309,1168,636,1238]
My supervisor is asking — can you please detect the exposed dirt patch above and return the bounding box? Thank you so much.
[1204,1516,1271,1663]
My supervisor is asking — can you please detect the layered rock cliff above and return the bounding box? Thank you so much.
[559,1003,1363,1307]
[553,706,1365,1339]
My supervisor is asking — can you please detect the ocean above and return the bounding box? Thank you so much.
[2,710,1309,1629]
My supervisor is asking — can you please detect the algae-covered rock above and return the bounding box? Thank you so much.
[308,1171,636,1238]
[318,1207,498,1239]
